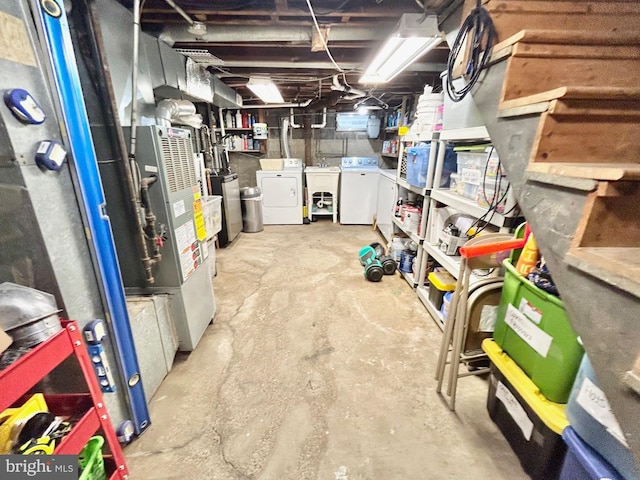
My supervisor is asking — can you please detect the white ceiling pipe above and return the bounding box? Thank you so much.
[311,108,327,129]
[290,108,301,129]
[160,25,390,45]
[240,99,313,110]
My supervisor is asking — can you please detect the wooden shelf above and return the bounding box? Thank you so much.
[382,153,399,159]
[527,162,640,181]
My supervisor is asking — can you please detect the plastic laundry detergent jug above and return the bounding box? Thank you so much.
[390,238,405,263]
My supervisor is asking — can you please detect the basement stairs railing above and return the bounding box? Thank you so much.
[441,0,640,466]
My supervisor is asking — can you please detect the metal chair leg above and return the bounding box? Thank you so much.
[435,260,466,391]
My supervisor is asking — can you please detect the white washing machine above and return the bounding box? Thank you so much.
[340,157,380,225]
[256,158,303,224]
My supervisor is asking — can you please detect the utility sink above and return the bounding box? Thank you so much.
[305,166,341,173]
[305,166,340,223]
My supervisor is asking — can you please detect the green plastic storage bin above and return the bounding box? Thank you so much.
[493,259,583,403]
[79,436,106,480]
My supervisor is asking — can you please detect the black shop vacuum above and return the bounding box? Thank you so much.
[358,242,397,282]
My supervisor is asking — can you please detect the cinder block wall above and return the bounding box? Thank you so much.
[229,109,386,188]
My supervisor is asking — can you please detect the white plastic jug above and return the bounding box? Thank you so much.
[390,238,405,263]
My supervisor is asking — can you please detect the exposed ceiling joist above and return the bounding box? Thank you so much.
[118,0,455,103]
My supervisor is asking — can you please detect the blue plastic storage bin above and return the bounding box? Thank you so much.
[566,355,639,480]
[406,145,431,188]
[561,427,625,480]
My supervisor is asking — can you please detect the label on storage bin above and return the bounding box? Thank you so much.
[505,304,553,358]
[576,377,629,448]
[518,299,542,324]
[461,168,481,185]
[496,381,534,440]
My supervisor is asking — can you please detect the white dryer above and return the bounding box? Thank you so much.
[255,158,303,224]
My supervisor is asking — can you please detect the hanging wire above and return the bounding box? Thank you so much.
[445,0,496,102]
[305,0,344,73]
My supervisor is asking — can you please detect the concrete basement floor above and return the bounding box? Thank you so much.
[124,221,530,480]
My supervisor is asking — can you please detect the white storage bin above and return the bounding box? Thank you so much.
[202,195,222,239]
[441,72,486,130]
[259,158,284,170]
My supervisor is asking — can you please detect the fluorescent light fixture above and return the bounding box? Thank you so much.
[246,77,284,104]
[359,14,443,84]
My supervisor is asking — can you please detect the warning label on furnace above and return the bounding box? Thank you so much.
[504,303,553,358]
[175,220,198,281]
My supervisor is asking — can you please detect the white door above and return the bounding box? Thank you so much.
[260,175,299,207]
[257,172,302,224]
[340,171,379,224]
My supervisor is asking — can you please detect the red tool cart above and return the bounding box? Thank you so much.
[0,320,129,479]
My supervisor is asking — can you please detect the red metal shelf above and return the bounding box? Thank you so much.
[0,321,129,479]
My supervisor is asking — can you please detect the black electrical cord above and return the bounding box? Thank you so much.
[445,0,496,103]
[464,150,512,238]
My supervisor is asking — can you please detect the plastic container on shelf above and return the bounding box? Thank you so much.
[456,151,487,176]
[483,339,569,480]
[403,206,421,235]
[399,249,417,273]
[202,195,223,238]
[560,427,626,480]
[428,271,456,310]
[441,290,453,320]
[456,152,486,199]
[416,92,444,132]
[390,237,406,263]
[566,355,639,480]
[441,71,486,130]
[476,182,513,213]
[406,145,431,188]
[493,259,584,403]
[463,182,479,201]
[448,173,461,195]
